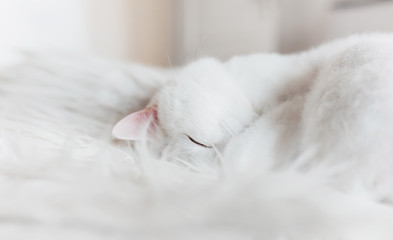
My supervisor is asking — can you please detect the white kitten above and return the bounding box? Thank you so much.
[113,34,393,197]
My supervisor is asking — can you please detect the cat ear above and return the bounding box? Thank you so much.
[112,106,158,140]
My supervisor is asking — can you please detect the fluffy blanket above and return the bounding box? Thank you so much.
[0,53,392,240]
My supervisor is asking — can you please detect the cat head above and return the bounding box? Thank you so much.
[112,58,256,159]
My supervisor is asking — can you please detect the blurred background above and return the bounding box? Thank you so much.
[0,0,393,67]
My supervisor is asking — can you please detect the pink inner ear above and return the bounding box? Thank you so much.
[112,106,158,140]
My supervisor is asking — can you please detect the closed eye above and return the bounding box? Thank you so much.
[187,135,212,148]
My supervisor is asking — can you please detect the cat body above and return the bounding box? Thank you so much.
[224,33,393,199]
[113,34,393,195]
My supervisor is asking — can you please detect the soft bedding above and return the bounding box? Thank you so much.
[0,53,392,240]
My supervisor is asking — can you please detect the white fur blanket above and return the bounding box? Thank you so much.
[0,53,392,240]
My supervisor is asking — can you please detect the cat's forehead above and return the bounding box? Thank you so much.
[156,58,256,144]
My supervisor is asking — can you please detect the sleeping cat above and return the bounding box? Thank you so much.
[113,34,393,197]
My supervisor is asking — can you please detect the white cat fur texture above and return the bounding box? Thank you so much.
[113,33,393,201]
[1,38,393,239]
